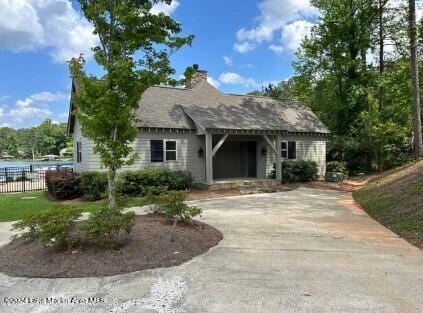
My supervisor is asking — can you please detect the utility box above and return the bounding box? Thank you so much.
[325,172,345,182]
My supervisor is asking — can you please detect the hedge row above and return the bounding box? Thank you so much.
[80,172,108,201]
[270,160,319,183]
[46,168,192,201]
[282,160,318,183]
[115,168,192,197]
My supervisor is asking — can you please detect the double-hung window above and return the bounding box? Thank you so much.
[281,141,296,160]
[165,140,177,161]
[151,140,164,162]
[150,140,177,162]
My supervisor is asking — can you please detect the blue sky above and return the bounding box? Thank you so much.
[0,0,318,129]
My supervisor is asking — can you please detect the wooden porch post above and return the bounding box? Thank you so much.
[205,131,213,185]
[276,134,282,181]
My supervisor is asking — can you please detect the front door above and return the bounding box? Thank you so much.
[246,142,257,177]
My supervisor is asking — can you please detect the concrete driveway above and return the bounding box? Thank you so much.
[0,187,422,313]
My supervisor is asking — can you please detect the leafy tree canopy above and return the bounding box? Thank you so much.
[250,0,420,173]
[0,119,70,159]
[69,0,193,208]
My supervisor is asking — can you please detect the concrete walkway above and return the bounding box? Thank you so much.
[0,187,421,313]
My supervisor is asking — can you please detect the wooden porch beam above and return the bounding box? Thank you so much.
[263,135,277,154]
[212,133,229,157]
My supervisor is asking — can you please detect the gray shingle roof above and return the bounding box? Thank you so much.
[135,81,330,134]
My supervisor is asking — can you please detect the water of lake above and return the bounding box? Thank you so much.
[0,161,73,169]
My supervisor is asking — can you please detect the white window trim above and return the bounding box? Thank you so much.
[281,140,288,160]
[164,139,177,162]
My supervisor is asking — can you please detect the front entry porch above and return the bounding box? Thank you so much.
[213,140,257,179]
[203,130,283,185]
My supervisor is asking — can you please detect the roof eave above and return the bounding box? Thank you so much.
[67,80,76,135]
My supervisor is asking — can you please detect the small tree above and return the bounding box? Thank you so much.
[69,1,193,209]
[148,190,201,242]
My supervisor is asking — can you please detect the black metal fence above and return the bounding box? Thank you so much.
[0,166,49,193]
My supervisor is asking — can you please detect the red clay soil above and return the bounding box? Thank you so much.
[296,160,423,192]
[0,215,222,278]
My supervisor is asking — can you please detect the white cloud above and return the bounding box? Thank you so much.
[151,0,180,15]
[0,0,98,63]
[281,19,314,52]
[223,56,233,66]
[234,0,318,53]
[219,72,259,88]
[269,44,284,53]
[1,90,69,125]
[234,42,256,53]
[1,122,10,128]
[8,98,52,123]
[207,76,221,88]
[29,91,68,102]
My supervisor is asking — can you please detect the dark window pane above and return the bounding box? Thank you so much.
[151,140,163,162]
[77,142,82,163]
[151,140,163,151]
[151,151,164,162]
[281,150,287,159]
[281,141,287,149]
[166,151,177,161]
[166,140,176,150]
[288,141,296,159]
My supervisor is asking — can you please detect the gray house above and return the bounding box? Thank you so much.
[68,69,330,186]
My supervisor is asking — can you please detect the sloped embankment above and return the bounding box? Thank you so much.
[353,160,423,248]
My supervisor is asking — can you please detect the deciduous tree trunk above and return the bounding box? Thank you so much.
[108,125,118,209]
[379,0,384,111]
[409,0,423,157]
[108,168,116,209]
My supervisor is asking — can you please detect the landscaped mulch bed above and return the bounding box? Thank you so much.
[0,215,222,278]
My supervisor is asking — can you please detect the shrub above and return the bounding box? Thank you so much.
[12,206,83,250]
[82,207,136,248]
[146,186,169,213]
[115,168,192,197]
[326,161,348,176]
[150,190,202,241]
[282,160,318,183]
[80,171,108,201]
[46,171,81,200]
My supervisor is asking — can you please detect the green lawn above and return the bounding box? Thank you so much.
[353,165,423,248]
[0,192,147,222]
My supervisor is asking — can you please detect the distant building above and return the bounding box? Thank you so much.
[1,153,13,160]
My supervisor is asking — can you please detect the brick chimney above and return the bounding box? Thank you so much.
[185,65,208,89]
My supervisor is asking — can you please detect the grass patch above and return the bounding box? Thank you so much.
[0,192,148,222]
[354,172,423,248]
